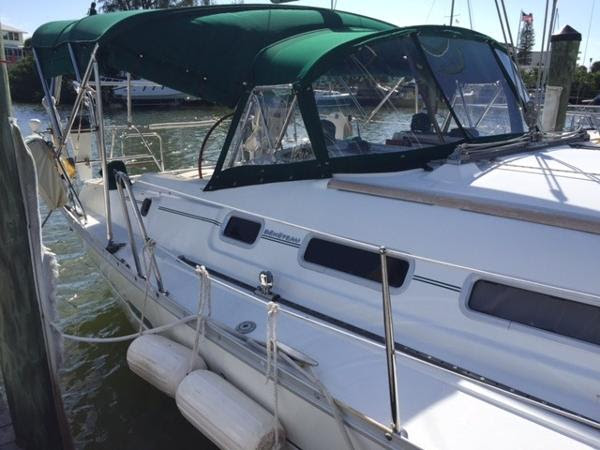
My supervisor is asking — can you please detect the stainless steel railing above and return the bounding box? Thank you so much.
[107,126,165,172]
[106,120,217,173]
[115,171,164,293]
[379,247,400,433]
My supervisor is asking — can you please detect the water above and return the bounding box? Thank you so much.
[12,102,226,449]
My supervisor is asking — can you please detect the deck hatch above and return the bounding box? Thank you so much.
[303,238,409,287]
[469,280,600,346]
[223,216,261,245]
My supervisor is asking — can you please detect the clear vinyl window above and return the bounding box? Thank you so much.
[225,85,315,168]
[312,36,465,159]
[495,48,530,104]
[419,35,527,136]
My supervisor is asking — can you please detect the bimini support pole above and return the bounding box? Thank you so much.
[379,247,400,433]
[93,59,115,246]
[31,47,63,144]
[126,72,133,125]
[31,44,88,218]
[55,44,99,157]
[67,43,82,82]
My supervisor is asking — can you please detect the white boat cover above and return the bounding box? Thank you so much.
[25,136,67,210]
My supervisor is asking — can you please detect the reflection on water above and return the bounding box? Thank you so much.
[13,102,222,449]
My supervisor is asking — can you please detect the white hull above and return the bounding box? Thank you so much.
[71,210,406,450]
[64,157,600,448]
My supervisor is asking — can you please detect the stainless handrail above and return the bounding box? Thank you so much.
[115,179,143,278]
[107,126,165,172]
[115,171,164,292]
[121,130,164,171]
[56,44,99,157]
[93,59,114,244]
[379,247,400,433]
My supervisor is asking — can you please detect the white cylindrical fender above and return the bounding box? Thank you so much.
[176,370,285,450]
[127,335,206,397]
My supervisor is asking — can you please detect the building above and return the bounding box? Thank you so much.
[500,44,547,72]
[2,24,27,65]
[518,51,547,72]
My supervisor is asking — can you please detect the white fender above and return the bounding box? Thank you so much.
[127,335,206,397]
[176,370,285,450]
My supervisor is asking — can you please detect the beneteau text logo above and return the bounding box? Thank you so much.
[262,229,301,247]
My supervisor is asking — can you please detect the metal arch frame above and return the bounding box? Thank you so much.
[31,47,88,220]
[34,43,170,247]
[33,43,115,243]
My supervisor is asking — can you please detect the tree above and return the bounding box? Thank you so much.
[7,55,43,103]
[571,67,600,102]
[98,0,200,12]
[519,68,538,89]
[8,38,76,104]
[517,21,535,66]
[591,61,600,73]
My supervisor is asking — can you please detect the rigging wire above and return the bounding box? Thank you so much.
[582,0,595,70]
[497,0,524,102]
[499,0,516,50]
[535,0,552,111]
[493,0,525,106]
[467,0,474,29]
[576,0,595,102]
[493,0,509,48]
[538,0,559,112]
[425,0,437,23]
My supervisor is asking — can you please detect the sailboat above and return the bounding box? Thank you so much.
[28,5,600,449]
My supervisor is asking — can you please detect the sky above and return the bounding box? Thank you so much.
[1,0,598,67]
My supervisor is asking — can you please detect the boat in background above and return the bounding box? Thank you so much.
[103,77,199,105]
[314,89,352,106]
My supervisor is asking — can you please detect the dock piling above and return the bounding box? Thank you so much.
[546,25,582,131]
[0,25,73,450]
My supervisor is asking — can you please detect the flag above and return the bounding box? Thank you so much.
[522,12,533,24]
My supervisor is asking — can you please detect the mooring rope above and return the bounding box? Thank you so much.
[278,351,356,450]
[265,301,281,450]
[52,314,199,344]
[188,265,211,374]
[52,238,196,344]
[139,239,157,333]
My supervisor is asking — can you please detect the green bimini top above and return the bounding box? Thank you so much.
[32,5,395,107]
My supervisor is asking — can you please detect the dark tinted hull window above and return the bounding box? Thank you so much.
[304,238,409,288]
[469,280,600,346]
[223,216,261,244]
